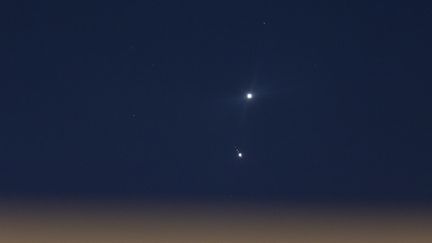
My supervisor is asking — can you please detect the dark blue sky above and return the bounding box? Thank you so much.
[2,1,432,201]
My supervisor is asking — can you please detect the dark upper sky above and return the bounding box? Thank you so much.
[1,1,432,201]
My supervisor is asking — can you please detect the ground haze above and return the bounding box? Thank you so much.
[1,201,432,242]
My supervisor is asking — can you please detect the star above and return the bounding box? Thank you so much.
[235,147,243,159]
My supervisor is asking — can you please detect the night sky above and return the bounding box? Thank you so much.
[2,1,432,201]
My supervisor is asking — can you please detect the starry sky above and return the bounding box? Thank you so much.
[2,1,432,201]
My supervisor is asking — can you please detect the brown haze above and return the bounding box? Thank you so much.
[1,201,432,243]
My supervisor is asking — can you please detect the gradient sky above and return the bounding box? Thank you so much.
[2,1,432,201]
